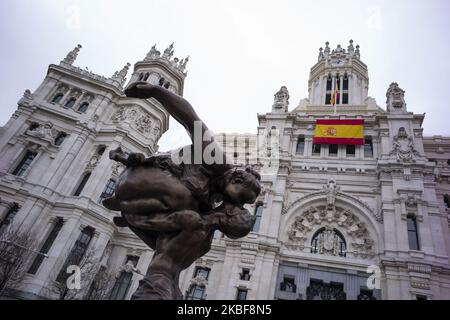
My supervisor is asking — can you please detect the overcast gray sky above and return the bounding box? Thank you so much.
[1,0,449,150]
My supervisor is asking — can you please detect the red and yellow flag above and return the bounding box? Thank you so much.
[313,119,364,145]
[330,83,340,107]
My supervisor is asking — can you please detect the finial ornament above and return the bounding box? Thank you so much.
[112,62,131,86]
[163,42,175,59]
[355,44,360,58]
[143,43,188,74]
[273,86,290,111]
[318,47,324,61]
[324,41,331,57]
[347,39,354,55]
[179,56,189,72]
[61,44,82,66]
[386,82,406,112]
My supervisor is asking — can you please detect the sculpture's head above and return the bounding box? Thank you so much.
[219,166,261,206]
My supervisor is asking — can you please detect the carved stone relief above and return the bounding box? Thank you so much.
[111,105,160,137]
[287,205,375,258]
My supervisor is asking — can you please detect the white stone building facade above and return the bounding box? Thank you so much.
[1,41,450,300]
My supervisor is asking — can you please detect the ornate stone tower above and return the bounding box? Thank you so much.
[0,43,185,300]
[295,40,380,115]
[127,43,188,96]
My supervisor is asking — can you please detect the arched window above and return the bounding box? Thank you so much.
[143,72,150,81]
[296,135,305,155]
[73,172,91,196]
[138,73,144,81]
[51,93,64,104]
[252,202,263,232]
[78,102,89,113]
[311,228,346,257]
[342,74,349,104]
[54,132,67,146]
[325,76,332,104]
[65,97,77,108]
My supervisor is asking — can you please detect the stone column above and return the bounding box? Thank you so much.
[13,198,46,231]
[339,75,344,105]
[345,272,359,300]
[72,91,87,111]
[37,217,79,281]
[44,127,91,193]
[81,141,121,199]
[331,76,336,94]
[60,88,73,106]
[0,199,16,223]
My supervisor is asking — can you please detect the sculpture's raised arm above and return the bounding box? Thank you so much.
[125,82,207,143]
[124,81,230,170]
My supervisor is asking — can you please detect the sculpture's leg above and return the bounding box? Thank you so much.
[131,272,182,300]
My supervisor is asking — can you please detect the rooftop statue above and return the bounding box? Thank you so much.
[103,81,261,300]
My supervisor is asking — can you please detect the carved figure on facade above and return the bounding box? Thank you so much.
[26,123,57,142]
[323,178,340,209]
[273,86,290,110]
[389,127,420,162]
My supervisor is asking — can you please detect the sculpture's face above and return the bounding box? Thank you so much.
[223,169,261,205]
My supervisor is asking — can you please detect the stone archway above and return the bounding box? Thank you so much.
[285,204,377,259]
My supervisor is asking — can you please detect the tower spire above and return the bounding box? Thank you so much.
[61,44,82,66]
[111,63,131,87]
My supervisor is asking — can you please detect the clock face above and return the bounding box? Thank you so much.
[331,59,344,66]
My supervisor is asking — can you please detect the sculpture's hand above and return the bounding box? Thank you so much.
[124,81,156,99]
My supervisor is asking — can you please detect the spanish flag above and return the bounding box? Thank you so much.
[330,83,340,114]
[313,119,364,145]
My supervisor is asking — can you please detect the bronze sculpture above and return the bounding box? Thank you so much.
[103,82,261,300]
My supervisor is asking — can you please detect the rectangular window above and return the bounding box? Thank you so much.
[73,172,91,196]
[296,136,305,155]
[280,277,296,293]
[12,151,37,176]
[28,218,64,274]
[236,288,248,300]
[109,255,139,300]
[342,93,349,104]
[346,145,355,157]
[325,94,332,105]
[328,144,338,156]
[98,179,116,203]
[56,226,94,283]
[343,77,349,90]
[364,137,373,158]
[240,269,251,281]
[326,78,332,90]
[252,203,263,232]
[186,285,205,300]
[407,215,420,250]
[312,143,321,155]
